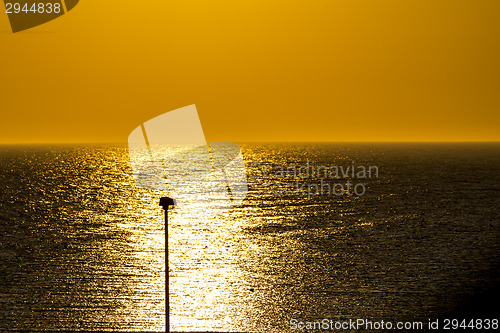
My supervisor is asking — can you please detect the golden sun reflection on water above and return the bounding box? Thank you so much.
[115,187,261,332]
[168,212,254,331]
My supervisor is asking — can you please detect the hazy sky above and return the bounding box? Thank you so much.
[1,0,499,143]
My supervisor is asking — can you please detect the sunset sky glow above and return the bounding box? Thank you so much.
[1,0,499,143]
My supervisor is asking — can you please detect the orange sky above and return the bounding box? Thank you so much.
[1,0,499,143]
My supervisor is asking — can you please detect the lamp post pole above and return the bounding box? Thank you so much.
[159,197,175,333]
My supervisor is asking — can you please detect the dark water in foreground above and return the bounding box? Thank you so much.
[0,143,499,332]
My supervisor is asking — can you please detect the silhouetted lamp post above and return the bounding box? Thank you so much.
[159,197,175,332]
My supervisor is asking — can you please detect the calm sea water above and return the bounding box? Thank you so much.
[0,143,499,332]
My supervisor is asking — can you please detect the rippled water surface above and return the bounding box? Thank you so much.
[0,143,499,331]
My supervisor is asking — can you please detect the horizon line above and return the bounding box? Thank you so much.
[0,140,499,145]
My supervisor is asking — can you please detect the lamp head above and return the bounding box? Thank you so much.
[159,197,176,210]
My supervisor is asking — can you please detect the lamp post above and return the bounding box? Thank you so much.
[159,197,175,332]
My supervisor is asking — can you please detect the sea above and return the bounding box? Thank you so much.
[0,143,499,332]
